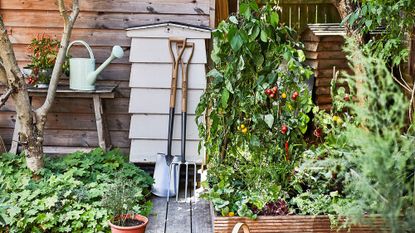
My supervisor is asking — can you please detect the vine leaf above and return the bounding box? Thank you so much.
[225,79,234,93]
[221,89,230,108]
[229,16,238,24]
[270,11,279,27]
[230,33,243,51]
[249,25,260,41]
[264,114,274,129]
[260,29,268,42]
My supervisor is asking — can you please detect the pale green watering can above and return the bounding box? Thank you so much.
[66,40,124,90]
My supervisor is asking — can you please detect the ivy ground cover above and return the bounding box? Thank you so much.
[0,149,153,233]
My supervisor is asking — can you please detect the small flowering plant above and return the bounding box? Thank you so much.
[25,34,65,85]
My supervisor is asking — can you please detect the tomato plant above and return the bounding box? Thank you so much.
[196,2,314,217]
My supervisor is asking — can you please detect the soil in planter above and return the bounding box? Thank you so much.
[113,219,144,227]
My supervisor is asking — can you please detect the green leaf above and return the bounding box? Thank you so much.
[238,55,245,70]
[297,50,306,62]
[249,25,260,41]
[349,12,359,26]
[230,33,243,51]
[221,89,230,108]
[239,3,249,16]
[365,19,372,28]
[298,113,310,134]
[270,12,279,27]
[254,53,264,67]
[264,114,274,129]
[260,29,268,42]
[229,16,238,24]
[225,79,234,93]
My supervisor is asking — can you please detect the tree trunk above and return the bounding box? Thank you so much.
[0,0,79,173]
[331,0,364,45]
[330,0,365,105]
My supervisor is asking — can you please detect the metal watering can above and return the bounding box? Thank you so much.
[66,40,124,90]
[151,153,180,197]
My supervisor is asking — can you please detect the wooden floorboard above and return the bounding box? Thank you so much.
[166,200,192,233]
[192,199,213,233]
[147,168,212,233]
[147,196,168,233]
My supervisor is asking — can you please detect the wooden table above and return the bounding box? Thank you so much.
[10,85,116,154]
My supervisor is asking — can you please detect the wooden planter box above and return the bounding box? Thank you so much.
[211,204,384,233]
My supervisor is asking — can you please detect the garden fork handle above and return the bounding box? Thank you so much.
[167,38,186,159]
[179,42,195,113]
[179,42,194,163]
[168,38,187,109]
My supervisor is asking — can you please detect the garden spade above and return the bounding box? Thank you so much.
[151,38,187,197]
[167,42,195,202]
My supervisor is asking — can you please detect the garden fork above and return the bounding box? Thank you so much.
[167,41,195,202]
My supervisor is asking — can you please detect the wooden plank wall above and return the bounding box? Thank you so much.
[301,24,351,110]
[0,0,214,154]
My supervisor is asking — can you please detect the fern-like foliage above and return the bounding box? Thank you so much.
[337,39,415,233]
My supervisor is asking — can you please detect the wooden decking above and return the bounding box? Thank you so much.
[146,195,213,233]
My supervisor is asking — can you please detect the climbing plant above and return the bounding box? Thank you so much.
[343,0,415,120]
[343,0,415,65]
[196,2,314,217]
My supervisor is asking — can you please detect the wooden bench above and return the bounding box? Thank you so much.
[10,85,116,154]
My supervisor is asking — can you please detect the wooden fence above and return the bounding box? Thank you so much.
[279,0,341,33]
[0,0,214,154]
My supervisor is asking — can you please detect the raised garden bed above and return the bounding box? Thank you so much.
[211,204,384,233]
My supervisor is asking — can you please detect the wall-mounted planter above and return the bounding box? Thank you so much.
[211,204,384,233]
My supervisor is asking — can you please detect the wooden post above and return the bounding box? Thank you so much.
[10,118,19,154]
[0,136,6,154]
[93,94,106,151]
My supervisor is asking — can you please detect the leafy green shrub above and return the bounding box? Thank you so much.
[335,40,415,232]
[293,40,415,231]
[0,149,153,233]
[197,2,313,218]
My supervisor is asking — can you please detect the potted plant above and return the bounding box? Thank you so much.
[102,176,149,233]
[24,34,66,88]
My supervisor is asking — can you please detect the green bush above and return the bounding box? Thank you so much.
[0,149,153,233]
[292,40,415,231]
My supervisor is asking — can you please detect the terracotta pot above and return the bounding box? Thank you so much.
[108,214,149,233]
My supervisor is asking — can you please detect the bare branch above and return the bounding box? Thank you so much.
[71,0,80,19]
[409,81,415,123]
[0,17,25,87]
[57,0,69,23]
[36,0,80,125]
[0,87,15,108]
[391,66,412,93]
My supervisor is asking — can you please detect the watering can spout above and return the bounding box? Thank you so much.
[86,45,124,85]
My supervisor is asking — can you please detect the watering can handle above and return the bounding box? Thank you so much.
[66,40,95,60]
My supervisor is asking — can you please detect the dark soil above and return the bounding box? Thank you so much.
[114,218,144,227]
